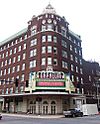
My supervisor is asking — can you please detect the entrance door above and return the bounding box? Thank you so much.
[51,101,56,115]
[51,105,56,115]
[43,105,48,114]
[29,101,36,114]
[42,101,48,115]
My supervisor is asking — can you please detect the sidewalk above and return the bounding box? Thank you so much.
[1,113,64,119]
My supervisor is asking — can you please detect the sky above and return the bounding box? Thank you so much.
[0,0,100,63]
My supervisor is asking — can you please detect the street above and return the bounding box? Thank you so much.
[0,115,100,124]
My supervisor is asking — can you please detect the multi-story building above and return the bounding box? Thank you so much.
[0,4,99,114]
[83,60,100,106]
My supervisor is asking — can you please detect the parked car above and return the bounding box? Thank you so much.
[63,108,83,117]
[0,114,2,120]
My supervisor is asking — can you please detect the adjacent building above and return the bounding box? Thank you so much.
[0,4,100,114]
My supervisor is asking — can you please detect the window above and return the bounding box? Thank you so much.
[22,63,25,70]
[80,68,83,74]
[1,62,3,67]
[6,51,8,57]
[76,66,78,73]
[5,60,7,66]
[42,35,46,42]
[4,69,6,75]
[61,27,66,36]
[11,42,13,46]
[17,55,21,62]
[70,54,73,61]
[31,26,37,35]
[81,78,83,84]
[24,34,27,40]
[14,48,17,54]
[74,39,76,44]
[53,59,58,66]
[47,46,52,53]
[30,60,36,68]
[41,25,46,31]
[71,64,74,71]
[47,35,52,42]
[61,40,67,48]
[71,75,74,82]
[6,88,9,94]
[23,43,26,50]
[23,53,26,60]
[79,50,81,56]
[47,24,53,30]
[15,39,18,44]
[74,48,77,54]
[18,46,21,52]
[47,57,52,65]
[10,49,12,55]
[79,59,82,65]
[17,65,20,72]
[2,53,4,58]
[75,57,78,63]
[9,58,11,65]
[70,45,72,51]
[4,45,6,49]
[20,37,22,41]
[78,42,81,47]
[42,46,46,54]
[69,36,72,41]
[0,70,2,76]
[53,36,57,43]
[30,39,37,46]
[12,67,15,73]
[8,68,10,74]
[76,77,79,82]
[2,89,4,94]
[89,75,91,81]
[62,50,67,58]
[62,61,68,69]
[41,58,46,65]
[53,47,57,54]
[21,74,24,82]
[10,87,13,94]
[30,49,37,57]
[13,57,16,63]
[7,44,9,48]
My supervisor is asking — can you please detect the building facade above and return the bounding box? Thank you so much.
[0,4,99,114]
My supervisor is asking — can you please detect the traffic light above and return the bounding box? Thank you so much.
[15,78,19,87]
[26,80,28,87]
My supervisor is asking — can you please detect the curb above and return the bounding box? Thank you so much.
[1,113,64,119]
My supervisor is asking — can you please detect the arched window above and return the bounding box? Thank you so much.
[30,101,33,104]
[51,101,56,104]
[43,101,48,104]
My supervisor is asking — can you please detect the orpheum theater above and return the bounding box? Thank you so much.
[0,4,86,114]
[1,67,84,115]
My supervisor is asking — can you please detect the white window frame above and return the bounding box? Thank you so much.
[41,58,46,65]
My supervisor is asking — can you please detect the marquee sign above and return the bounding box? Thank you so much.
[36,70,65,88]
[27,68,75,92]
[36,81,65,87]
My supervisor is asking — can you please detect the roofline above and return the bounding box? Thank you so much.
[0,28,27,46]
[69,30,81,41]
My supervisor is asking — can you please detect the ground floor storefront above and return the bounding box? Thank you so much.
[1,92,86,115]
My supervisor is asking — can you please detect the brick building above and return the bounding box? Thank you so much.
[0,4,99,114]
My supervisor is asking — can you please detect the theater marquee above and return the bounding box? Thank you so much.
[36,71,65,89]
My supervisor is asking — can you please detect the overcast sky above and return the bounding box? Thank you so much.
[0,0,100,63]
